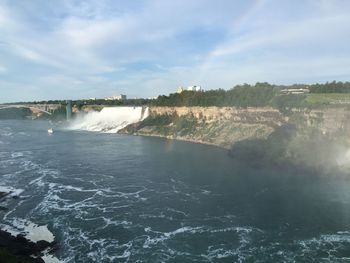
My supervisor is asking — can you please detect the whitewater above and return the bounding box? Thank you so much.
[2,120,350,262]
[68,106,149,133]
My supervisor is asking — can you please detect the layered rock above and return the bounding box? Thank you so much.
[120,106,350,149]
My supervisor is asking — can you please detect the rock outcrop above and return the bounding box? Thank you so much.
[120,106,350,149]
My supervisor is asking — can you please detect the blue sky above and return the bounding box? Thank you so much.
[0,0,350,102]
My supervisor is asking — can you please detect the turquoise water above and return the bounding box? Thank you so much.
[1,120,350,262]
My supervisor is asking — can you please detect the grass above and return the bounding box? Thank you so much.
[306,93,350,105]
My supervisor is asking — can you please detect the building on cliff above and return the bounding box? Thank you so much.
[177,86,203,93]
[280,88,310,95]
[105,94,127,100]
[187,85,202,92]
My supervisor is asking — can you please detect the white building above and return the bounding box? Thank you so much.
[280,88,310,95]
[177,85,203,93]
[187,85,202,92]
[105,94,127,100]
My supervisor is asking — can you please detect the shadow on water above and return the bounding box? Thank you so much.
[225,124,350,238]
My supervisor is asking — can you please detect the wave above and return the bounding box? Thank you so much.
[68,106,149,133]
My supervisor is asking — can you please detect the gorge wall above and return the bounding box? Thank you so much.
[119,106,350,169]
[120,106,350,149]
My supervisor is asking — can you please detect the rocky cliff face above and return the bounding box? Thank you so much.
[121,106,350,150]
[143,107,286,148]
[149,106,286,125]
[291,107,350,134]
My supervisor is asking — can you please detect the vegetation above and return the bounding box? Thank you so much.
[141,114,174,127]
[72,98,150,108]
[150,83,278,107]
[308,81,350,93]
[149,81,350,108]
[149,82,350,108]
[140,114,197,136]
[305,93,350,105]
[6,81,350,110]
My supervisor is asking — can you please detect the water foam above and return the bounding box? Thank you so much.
[0,186,24,197]
[69,106,149,133]
[42,255,62,263]
[24,223,55,243]
[1,219,62,263]
[3,218,55,243]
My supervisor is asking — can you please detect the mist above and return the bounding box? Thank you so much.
[229,124,350,174]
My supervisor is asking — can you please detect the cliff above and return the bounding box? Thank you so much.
[120,106,350,148]
[119,106,350,169]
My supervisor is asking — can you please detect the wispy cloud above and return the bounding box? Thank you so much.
[0,0,349,102]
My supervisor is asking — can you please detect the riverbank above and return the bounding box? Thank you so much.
[120,106,350,146]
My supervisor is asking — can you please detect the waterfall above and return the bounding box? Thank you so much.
[69,106,149,133]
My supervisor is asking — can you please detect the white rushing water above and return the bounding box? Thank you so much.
[69,106,149,133]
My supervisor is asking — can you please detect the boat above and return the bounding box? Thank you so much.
[48,128,54,134]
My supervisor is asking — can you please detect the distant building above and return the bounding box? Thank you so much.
[187,85,202,92]
[177,85,203,93]
[105,94,127,100]
[280,88,310,95]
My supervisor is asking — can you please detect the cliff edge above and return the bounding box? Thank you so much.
[120,106,350,147]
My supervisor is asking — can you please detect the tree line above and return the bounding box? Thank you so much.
[308,81,350,93]
[10,81,350,108]
[150,81,350,107]
[151,83,277,107]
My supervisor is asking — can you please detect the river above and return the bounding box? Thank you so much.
[1,120,350,262]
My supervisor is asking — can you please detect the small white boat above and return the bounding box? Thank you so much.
[48,128,54,134]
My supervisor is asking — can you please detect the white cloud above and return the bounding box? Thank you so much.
[0,0,350,102]
[57,17,129,48]
[211,14,350,57]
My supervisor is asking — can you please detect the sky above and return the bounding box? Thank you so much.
[0,0,350,102]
